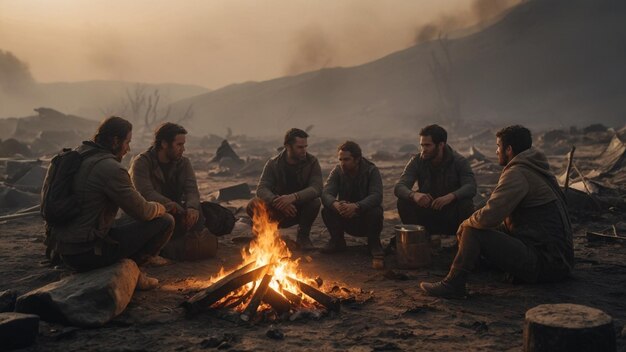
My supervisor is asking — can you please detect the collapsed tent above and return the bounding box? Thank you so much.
[596,134,626,175]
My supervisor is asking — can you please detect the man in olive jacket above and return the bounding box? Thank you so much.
[420,125,574,298]
[394,124,476,237]
[130,122,217,261]
[247,128,322,250]
[321,141,384,257]
[46,117,174,275]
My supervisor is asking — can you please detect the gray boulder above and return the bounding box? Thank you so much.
[15,259,139,327]
[0,312,39,350]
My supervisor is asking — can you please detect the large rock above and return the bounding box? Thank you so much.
[0,290,17,312]
[15,259,140,327]
[0,312,39,350]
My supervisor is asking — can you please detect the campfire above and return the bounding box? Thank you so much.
[183,202,339,322]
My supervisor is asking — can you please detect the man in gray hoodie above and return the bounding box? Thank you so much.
[247,128,323,250]
[420,125,574,298]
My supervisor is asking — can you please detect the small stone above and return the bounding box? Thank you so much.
[200,336,221,348]
[0,312,39,350]
[266,327,284,340]
[0,290,18,312]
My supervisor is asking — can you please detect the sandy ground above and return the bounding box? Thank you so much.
[2,138,626,351]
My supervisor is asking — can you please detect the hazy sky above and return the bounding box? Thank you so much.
[0,0,517,89]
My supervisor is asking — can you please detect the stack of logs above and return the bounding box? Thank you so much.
[182,261,340,322]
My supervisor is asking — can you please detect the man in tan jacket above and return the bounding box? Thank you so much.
[46,117,174,287]
[130,122,217,261]
[420,125,573,298]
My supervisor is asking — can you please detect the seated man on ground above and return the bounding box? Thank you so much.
[321,141,384,257]
[247,128,322,250]
[420,125,574,298]
[44,116,174,289]
[392,124,476,249]
[130,122,218,261]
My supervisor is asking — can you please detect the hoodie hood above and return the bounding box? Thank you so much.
[504,147,552,178]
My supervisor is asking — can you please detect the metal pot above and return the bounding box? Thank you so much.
[395,224,431,269]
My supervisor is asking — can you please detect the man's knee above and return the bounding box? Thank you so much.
[396,198,414,213]
[299,198,321,218]
[321,206,341,227]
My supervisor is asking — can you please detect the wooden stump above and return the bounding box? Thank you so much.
[524,303,615,352]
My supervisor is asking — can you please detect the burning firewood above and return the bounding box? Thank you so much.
[183,262,269,314]
[287,277,340,312]
[263,287,292,316]
[240,274,273,322]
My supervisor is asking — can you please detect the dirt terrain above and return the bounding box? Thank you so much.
[1,134,625,351]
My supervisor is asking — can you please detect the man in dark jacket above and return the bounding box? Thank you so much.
[247,128,322,250]
[321,141,384,257]
[46,117,174,288]
[130,122,217,261]
[420,125,574,298]
[394,124,476,237]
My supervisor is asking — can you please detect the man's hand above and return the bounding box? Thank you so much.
[281,204,297,218]
[431,193,456,210]
[164,201,184,214]
[273,194,297,210]
[184,208,200,230]
[340,203,359,218]
[412,192,433,208]
[334,201,358,218]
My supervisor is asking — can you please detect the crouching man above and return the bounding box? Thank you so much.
[45,117,174,289]
[420,125,574,298]
[130,122,218,261]
[247,128,322,250]
[321,141,384,257]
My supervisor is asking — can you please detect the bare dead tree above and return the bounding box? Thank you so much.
[100,84,194,144]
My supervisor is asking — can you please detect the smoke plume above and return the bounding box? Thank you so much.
[0,49,37,95]
[285,27,335,76]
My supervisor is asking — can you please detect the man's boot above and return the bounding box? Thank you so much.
[419,269,468,299]
[321,230,347,254]
[368,236,384,258]
[296,227,315,251]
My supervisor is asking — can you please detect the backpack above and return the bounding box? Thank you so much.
[40,147,102,225]
[200,201,236,236]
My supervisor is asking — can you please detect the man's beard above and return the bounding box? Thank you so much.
[167,149,182,161]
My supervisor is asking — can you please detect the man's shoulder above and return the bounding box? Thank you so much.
[91,156,125,177]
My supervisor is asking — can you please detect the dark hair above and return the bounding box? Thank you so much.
[337,141,362,159]
[154,122,187,150]
[93,116,132,150]
[283,128,309,146]
[496,125,532,155]
[419,124,447,145]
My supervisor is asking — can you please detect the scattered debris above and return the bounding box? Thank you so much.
[266,326,285,340]
[0,290,17,312]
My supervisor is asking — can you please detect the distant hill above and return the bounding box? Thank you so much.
[0,80,210,120]
[169,0,626,137]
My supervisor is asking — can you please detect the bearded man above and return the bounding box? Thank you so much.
[130,122,217,261]
[394,124,476,237]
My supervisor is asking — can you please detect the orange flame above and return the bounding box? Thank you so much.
[209,201,315,311]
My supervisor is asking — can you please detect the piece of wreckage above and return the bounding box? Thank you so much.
[182,202,366,323]
[207,140,265,177]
